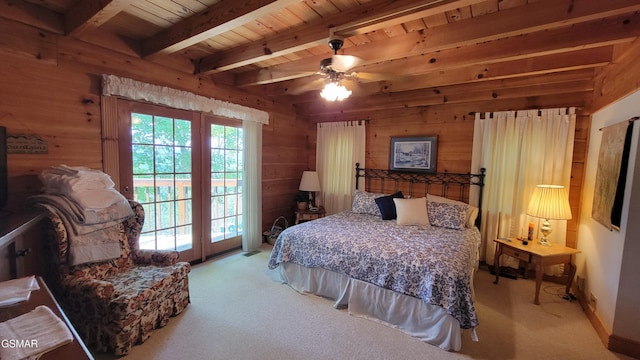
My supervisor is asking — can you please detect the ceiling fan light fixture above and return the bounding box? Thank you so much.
[320,82,351,101]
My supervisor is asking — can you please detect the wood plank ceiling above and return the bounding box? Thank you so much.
[4,0,640,121]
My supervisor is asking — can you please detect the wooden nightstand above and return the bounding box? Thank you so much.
[493,238,581,305]
[294,206,326,224]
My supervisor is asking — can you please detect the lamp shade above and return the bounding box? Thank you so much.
[526,185,572,220]
[299,171,321,192]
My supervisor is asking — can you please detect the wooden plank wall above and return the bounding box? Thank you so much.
[0,17,313,234]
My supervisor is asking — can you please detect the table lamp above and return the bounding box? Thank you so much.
[526,184,572,246]
[299,171,321,210]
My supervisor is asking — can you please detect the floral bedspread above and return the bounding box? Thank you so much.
[268,211,480,329]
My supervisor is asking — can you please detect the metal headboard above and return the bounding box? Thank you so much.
[355,163,486,226]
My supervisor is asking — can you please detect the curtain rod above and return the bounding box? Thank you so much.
[598,116,640,131]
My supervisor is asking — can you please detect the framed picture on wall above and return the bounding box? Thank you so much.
[389,136,437,173]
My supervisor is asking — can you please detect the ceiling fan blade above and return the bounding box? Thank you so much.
[286,77,326,95]
[350,72,410,82]
[331,55,363,73]
[257,69,317,83]
[330,77,362,94]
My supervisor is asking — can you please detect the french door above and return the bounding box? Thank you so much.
[117,100,243,262]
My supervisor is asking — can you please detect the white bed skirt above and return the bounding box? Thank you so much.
[274,262,475,351]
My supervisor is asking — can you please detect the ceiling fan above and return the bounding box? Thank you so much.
[260,32,404,99]
[316,36,361,101]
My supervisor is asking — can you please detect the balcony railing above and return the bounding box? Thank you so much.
[132,177,243,250]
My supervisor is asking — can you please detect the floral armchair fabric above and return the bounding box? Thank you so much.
[41,200,191,356]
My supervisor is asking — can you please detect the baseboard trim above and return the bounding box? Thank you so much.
[576,289,640,358]
[609,335,640,359]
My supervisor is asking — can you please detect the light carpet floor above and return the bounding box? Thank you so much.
[95,244,634,360]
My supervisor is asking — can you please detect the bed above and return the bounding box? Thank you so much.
[268,164,485,351]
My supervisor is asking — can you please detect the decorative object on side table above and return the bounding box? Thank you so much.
[526,184,572,246]
[298,171,321,210]
[295,191,309,210]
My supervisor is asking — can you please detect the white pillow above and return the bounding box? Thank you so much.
[426,193,478,227]
[393,197,430,226]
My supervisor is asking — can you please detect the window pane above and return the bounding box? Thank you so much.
[176,225,192,251]
[211,149,224,172]
[131,111,193,253]
[154,117,174,145]
[176,199,191,226]
[225,149,237,171]
[156,227,176,251]
[155,146,174,173]
[174,120,191,146]
[175,178,191,200]
[132,113,153,144]
[175,146,191,173]
[132,144,154,175]
[225,127,238,149]
[209,123,243,243]
[156,201,175,228]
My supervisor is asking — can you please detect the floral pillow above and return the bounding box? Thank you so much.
[426,193,479,228]
[427,201,467,230]
[351,190,386,216]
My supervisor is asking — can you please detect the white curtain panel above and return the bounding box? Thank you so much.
[242,120,263,251]
[471,108,575,274]
[316,121,366,215]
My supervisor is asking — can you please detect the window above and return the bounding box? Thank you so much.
[131,113,194,251]
[210,124,243,242]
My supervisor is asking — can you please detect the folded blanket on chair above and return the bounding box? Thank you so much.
[39,165,115,194]
[28,194,133,265]
[27,194,133,234]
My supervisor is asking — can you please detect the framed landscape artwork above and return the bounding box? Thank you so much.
[389,136,437,173]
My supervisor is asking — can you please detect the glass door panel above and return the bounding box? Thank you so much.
[205,121,243,255]
[119,100,201,262]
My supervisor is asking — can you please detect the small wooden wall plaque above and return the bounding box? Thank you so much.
[6,134,48,154]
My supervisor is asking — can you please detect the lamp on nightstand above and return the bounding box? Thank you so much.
[299,171,321,210]
[526,184,572,246]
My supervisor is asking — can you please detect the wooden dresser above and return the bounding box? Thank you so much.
[0,209,46,281]
[0,277,94,359]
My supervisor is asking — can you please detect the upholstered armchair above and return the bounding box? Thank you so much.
[41,200,190,356]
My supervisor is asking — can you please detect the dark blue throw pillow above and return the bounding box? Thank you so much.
[374,191,404,220]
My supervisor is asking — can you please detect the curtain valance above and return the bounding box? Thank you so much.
[101,74,269,125]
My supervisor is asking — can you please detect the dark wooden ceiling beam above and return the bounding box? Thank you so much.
[305,92,594,123]
[64,0,134,36]
[195,0,487,73]
[141,0,299,59]
[0,0,63,34]
[293,70,595,115]
[235,0,640,86]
